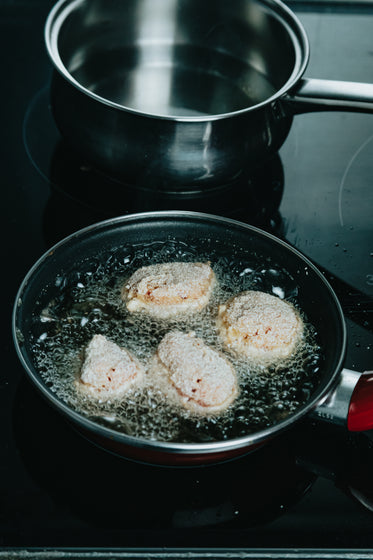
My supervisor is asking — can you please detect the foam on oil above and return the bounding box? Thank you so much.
[30,238,322,443]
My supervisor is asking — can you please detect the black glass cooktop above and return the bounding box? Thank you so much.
[2,0,373,556]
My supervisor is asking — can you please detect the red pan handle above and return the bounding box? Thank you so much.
[348,372,373,432]
[312,369,373,432]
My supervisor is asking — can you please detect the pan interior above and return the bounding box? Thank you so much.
[14,215,345,448]
[50,0,306,117]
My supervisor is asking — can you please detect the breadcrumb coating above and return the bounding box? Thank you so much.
[77,334,144,399]
[122,262,215,318]
[217,290,303,362]
[150,331,238,415]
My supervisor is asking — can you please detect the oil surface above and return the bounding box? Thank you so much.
[30,238,322,443]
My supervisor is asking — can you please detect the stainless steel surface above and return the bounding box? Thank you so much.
[46,0,307,191]
[46,0,307,117]
[312,368,361,427]
[45,0,373,191]
[286,78,373,112]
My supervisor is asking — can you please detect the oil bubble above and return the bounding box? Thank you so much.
[29,238,322,444]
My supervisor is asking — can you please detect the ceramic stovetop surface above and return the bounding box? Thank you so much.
[2,0,373,554]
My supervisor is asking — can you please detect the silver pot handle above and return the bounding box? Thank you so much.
[284,78,373,114]
[312,368,373,431]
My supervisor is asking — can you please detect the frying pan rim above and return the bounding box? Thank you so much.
[44,0,310,122]
[12,210,347,455]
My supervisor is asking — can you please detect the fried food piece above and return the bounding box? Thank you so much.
[150,331,238,415]
[122,261,215,318]
[217,290,303,362]
[77,334,144,400]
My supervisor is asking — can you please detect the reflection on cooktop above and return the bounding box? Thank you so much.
[293,422,373,515]
[49,140,284,219]
[13,376,373,545]
[43,146,284,246]
[23,86,286,246]
[13,378,314,533]
[24,87,282,201]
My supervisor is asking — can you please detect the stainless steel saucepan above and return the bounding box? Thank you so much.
[45,0,373,192]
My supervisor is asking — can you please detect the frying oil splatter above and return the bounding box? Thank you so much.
[30,238,322,443]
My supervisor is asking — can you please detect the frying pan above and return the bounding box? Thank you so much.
[45,0,373,192]
[12,211,373,466]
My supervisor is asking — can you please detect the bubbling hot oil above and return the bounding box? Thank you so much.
[31,238,322,443]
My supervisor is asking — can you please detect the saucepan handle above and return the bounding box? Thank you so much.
[283,78,373,114]
[312,369,373,432]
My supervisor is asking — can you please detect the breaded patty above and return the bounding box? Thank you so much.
[122,261,215,318]
[77,334,144,399]
[217,290,303,362]
[150,331,238,415]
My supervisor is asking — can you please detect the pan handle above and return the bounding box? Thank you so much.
[283,78,373,114]
[312,369,373,432]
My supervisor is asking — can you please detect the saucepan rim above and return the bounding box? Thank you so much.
[44,0,310,122]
